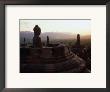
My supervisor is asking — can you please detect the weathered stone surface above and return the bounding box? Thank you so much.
[20,46,87,73]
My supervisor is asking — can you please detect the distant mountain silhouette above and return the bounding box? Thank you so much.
[41,32,76,40]
[20,31,75,43]
[20,31,33,44]
[20,31,90,44]
[20,31,34,39]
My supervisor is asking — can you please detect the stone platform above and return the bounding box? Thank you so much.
[20,46,87,73]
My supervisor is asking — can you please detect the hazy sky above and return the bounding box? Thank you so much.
[20,19,91,35]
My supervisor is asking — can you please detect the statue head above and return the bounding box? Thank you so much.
[33,25,41,36]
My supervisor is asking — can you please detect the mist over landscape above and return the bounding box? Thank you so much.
[20,31,91,45]
[20,20,91,73]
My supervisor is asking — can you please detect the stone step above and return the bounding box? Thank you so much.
[21,53,74,64]
[20,57,86,73]
[40,54,74,63]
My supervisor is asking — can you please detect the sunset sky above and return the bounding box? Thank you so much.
[20,19,91,35]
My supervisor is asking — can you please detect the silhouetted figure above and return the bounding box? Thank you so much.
[47,36,49,46]
[76,34,80,46]
[33,25,42,48]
